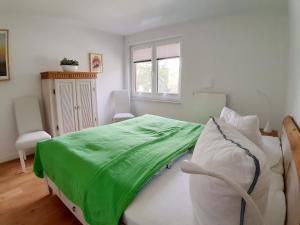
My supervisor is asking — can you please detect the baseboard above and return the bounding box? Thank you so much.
[0,153,18,163]
[0,149,36,163]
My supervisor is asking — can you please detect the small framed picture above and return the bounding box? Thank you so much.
[0,29,10,81]
[89,53,103,73]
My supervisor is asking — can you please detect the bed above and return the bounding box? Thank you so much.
[34,114,204,225]
[34,115,300,225]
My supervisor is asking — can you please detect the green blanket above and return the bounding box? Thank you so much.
[34,114,204,225]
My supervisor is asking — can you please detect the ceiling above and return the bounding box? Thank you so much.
[0,0,288,35]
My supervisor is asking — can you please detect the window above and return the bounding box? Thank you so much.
[132,47,152,93]
[131,39,181,101]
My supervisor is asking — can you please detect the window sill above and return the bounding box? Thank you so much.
[131,96,181,104]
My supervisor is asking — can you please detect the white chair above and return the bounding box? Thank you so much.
[14,96,51,172]
[112,90,135,122]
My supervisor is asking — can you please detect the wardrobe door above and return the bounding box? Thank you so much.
[55,79,78,135]
[76,79,97,130]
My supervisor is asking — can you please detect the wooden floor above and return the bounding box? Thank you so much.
[0,155,81,225]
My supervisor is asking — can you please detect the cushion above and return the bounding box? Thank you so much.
[220,106,240,123]
[113,113,135,122]
[220,107,263,148]
[16,131,51,151]
[190,118,271,225]
[261,136,283,170]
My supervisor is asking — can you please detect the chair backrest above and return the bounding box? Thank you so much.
[14,96,43,135]
[112,90,131,113]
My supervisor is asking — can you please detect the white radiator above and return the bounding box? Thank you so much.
[132,92,227,124]
[190,92,226,123]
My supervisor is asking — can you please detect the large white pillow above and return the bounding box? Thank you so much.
[190,118,271,225]
[220,107,263,148]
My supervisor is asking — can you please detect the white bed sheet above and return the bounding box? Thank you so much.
[123,136,285,225]
[123,153,196,225]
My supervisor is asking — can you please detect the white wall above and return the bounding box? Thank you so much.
[286,0,300,123]
[0,14,123,162]
[125,10,288,129]
[0,9,290,163]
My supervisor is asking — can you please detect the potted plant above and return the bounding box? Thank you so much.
[60,58,79,72]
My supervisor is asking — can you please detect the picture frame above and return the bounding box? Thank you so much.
[89,53,103,73]
[0,29,9,81]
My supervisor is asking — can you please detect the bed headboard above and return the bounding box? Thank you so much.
[282,116,300,225]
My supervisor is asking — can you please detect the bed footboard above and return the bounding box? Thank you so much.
[44,174,89,225]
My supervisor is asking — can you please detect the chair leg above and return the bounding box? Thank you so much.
[23,151,27,160]
[18,150,26,173]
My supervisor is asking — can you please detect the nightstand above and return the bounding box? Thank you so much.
[259,128,278,137]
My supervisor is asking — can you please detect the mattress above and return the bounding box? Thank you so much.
[123,153,196,225]
[123,136,285,225]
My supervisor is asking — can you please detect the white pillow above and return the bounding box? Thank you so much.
[220,106,240,124]
[190,118,271,225]
[220,107,263,148]
[262,136,283,170]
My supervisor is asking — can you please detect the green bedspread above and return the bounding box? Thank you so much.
[34,114,204,225]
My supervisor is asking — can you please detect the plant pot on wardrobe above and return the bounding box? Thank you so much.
[61,65,79,72]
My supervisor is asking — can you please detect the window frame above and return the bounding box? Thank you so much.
[130,38,182,103]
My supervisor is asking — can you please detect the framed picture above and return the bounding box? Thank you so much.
[0,29,9,81]
[89,53,103,73]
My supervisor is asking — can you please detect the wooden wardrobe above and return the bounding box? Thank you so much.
[41,71,98,136]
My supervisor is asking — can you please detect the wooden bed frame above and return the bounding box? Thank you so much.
[283,116,300,182]
[46,116,300,225]
[282,116,300,225]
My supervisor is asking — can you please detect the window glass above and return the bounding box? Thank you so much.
[157,57,180,94]
[157,43,180,94]
[135,61,152,93]
[131,40,181,99]
[132,47,152,93]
